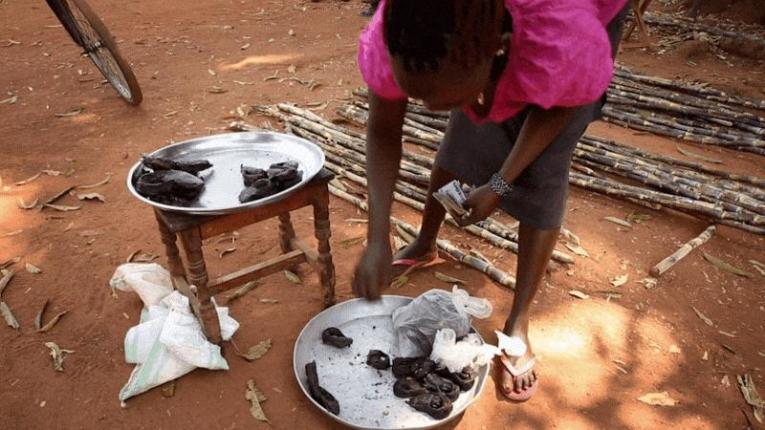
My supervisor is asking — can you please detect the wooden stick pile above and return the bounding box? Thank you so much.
[605,65,765,155]
[329,90,765,235]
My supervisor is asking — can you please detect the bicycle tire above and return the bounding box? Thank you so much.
[48,0,143,105]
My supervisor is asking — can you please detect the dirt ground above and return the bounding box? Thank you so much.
[1,1,764,429]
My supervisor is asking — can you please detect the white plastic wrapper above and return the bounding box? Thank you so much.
[430,328,501,372]
[391,286,492,357]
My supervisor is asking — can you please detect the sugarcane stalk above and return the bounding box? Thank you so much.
[650,225,716,277]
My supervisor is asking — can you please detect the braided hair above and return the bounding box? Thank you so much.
[383,0,510,73]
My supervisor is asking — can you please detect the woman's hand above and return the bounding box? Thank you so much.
[457,184,501,226]
[352,240,392,300]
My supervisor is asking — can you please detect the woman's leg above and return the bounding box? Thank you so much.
[394,163,455,263]
[501,222,560,392]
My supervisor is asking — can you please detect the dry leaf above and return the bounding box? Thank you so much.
[287,64,296,74]
[41,169,63,176]
[569,290,590,300]
[43,204,80,212]
[55,107,83,117]
[207,68,217,76]
[0,269,15,296]
[15,172,42,186]
[226,281,258,304]
[38,311,67,333]
[691,306,714,326]
[603,216,632,228]
[0,95,18,104]
[626,212,653,225]
[565,242,589,257]
[17,197,38,209]
[719,330,736,338]
[749,260,765,277]
[676,145,723,164]
[76,193,105,202]
[468,248,490,264]
[702,351,709,361]
[44,186,74,206]
[25,263,42,274]
[259,298,279,304]
[245,379,269,423]
[284,270,301,285]
[0,257,20,271]
[560,228,580,246]
[390,275,409,289]
[239,339,272,361]
[392,235,408,251]
[0,229,23,238]
[1,301,20,329]
[208,86,227,94]
[638,277,658,289]
[738,374,765,424]
[610,274,629,288]
[721,375,730,387]
[219,247,237,258]
[434,272,466,285]
[77,174,111,190]
[703,253,752,278]
[44,342,74,372]
[638,391,678,406]
[240,43,251,50]
[339,236,364,248]
[34,299,49,331]
[161,381,176,398]
[668,345,681,354]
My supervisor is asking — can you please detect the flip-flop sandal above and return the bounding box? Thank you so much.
[495,330,539,402]
[391,253,439,278]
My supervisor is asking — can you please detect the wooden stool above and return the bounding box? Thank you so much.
[152,169,336,344]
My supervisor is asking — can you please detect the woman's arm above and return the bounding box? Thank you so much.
[352,90,408,299]
[459,105,577,225]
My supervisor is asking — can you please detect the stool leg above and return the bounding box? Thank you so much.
[178,227,222,344]
[313,191,336,307]
[154,210,184,277]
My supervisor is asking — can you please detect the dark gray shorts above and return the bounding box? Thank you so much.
[435,6,627,230]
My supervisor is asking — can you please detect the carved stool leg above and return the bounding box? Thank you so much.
[313,190,336,307]
[178,227,222,344]
[278,212,298,272]
[154,210,184,277]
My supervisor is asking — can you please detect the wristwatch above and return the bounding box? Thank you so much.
[489,172,513,197]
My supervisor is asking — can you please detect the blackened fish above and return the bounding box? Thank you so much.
[305,361,340,415]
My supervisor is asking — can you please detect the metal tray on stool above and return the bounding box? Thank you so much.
[293,296,490,430]
[127,131,325,215]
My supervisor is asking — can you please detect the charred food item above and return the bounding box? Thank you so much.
[407,393,453,420]
[240,165,268,186]
[447,368,476,392]
[423,373,460,402]
[393,376,428,398]
[238,160,303,203]
[366,350,391,370]
[392,357,436,379]
[135,170,204,205]
[305,361,340,415]
[321,327,353,349]
[142,155,212,175]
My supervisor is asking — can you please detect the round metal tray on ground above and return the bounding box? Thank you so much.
[126,131,325,215]
[293,296,490,430]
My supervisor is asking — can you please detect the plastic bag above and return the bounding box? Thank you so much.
[110,263,173,308]
[391,286,492,357]
[430,328,500,372]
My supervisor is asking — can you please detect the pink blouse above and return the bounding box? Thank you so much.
[358,0,628,123]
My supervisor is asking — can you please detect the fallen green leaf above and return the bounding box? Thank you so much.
[434,272,466,285]
[390,275,409,289]
[703,252,752,278]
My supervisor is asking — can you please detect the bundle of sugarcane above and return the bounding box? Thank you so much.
[330,92,765,234]
[639,12,765,54]
[254,103,576,265]
[604,66,765,155]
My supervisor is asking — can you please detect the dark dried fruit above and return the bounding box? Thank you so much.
[240,165,268,186]
[447,368,476,392]
[305,361,340,415]
[135,170,204,205]
[321,327,352,348]
[407,393,453,420]
[239,178,279,203]
[422,373,460,402]
[142,155,212,175]
[366,350,391,370]
[412,359,436,379]
[393,376,428,398]
[392,357,421,379]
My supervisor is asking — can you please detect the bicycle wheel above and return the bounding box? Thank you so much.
[48,0,143,105]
